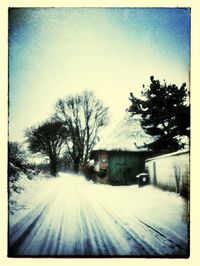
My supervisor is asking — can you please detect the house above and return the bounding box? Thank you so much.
[91,113,154,185]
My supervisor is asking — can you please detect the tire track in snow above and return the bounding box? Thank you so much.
[78,198,132,256]
[98,205,159,255]
[90,198,187,257]
[79,192,155,256]
[9,202,50,256]
[9,175,188,257]
[136,216,188,251]
[137,219,187,252]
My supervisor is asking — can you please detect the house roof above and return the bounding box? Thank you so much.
[145,148,189,162]
[94,113,154,152]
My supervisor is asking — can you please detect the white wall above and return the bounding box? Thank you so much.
[145,150,189,196]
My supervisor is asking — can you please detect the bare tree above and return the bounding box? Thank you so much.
[55,90,109,172]
[25,120,67,176]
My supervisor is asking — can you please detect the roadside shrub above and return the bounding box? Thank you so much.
[80,164,97,181]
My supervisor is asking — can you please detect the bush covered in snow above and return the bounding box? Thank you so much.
[9,171,53,218]
[8,141,45,216]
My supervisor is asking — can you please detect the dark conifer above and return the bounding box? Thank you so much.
[128,76,190,152]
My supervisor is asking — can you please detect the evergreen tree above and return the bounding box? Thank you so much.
[128,76,190,152]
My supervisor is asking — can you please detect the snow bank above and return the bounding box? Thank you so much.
[9,172,59,224]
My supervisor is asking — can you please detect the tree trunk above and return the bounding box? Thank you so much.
[49,157,58,176]
[73,156,80,173]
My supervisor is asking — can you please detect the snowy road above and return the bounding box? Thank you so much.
[9,173,189,257]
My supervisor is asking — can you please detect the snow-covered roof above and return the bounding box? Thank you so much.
[94,113,154,152]
[145,148,189,162]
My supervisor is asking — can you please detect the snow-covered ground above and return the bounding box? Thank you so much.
[9,172,189,257]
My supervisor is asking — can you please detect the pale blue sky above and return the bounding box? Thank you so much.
[9,8,190,141]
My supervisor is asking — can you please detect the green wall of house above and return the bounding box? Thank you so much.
[107,151,148,185]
